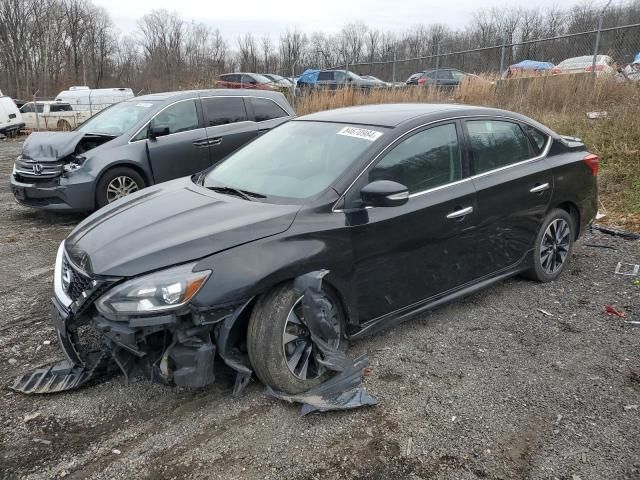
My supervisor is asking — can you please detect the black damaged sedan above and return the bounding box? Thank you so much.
[39,104,598,395]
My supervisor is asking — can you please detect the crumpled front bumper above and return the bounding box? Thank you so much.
[10,169,95,212]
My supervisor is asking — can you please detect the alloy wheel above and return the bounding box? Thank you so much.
[540,218,571,274]
[106,176,139,203]
[282,296,341,380]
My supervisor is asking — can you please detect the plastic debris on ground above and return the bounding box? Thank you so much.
[265,270,377,416]
[615,262,640,276]
[592,224,640,241]
[586,111,608,119]
[604,304,627,318]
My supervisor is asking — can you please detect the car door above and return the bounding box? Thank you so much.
[145,98,212,183]
[465,118,553,278]
[247,96,291,136]
[200,96,257,164]
[345,121,478,321]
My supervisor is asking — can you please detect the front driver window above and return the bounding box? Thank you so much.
[369,123,461,193]
[150,100,199,135]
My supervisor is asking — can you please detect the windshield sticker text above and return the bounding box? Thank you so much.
[136,102,153,108]
[337,126,383,142]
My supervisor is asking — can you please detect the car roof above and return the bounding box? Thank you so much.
[134,89,283,101]
[295,103,508,128]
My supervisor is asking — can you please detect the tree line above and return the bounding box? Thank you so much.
[1,0,639,99]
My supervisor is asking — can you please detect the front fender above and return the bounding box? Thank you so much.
[191,230,359,326]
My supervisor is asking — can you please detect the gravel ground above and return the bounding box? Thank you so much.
[0,138,639,480]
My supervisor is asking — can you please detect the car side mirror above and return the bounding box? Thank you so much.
[149,124,170,139]
[360,180,409,207]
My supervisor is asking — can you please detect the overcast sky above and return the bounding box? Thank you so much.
[94,0,587,40]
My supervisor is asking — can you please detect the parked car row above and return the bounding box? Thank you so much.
[11,95,598,395]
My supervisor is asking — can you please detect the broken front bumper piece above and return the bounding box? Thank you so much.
[12,290,253,394]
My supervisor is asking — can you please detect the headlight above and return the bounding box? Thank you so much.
[95,263,210,316]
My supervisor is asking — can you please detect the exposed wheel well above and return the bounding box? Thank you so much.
[555,201,581,240]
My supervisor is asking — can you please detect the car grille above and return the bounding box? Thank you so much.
[14,158,64,181]
[62,256,94,303]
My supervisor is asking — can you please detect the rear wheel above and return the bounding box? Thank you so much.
[57,120,72,131]
[247,282,345,394]
[95,167,145,209]
[524,208,574,282]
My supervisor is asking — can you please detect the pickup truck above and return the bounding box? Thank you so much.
[19,101,90,131]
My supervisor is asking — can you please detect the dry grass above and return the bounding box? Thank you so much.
[293,76,640,230]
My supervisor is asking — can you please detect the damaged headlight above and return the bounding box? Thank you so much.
[63,155,86,173]
[95,263,211,316]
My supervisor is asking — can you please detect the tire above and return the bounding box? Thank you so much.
[247,282,346,394]
[95,166,146,209]
[524,208,575,282]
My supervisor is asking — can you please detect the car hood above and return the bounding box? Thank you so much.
[65,178,300,277]
[22,131,85,162]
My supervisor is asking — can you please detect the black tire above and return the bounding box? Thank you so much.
[95,166,146,209]
[524,208,575,282]
[247,282,346,394]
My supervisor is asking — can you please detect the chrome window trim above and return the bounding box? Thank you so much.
[331,114,552,213]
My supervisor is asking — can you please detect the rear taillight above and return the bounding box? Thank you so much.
[585,64,604,72]
[583,153,599,176]
[418,78,426,85]
[551,67,561,75]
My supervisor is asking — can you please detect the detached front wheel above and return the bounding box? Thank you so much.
[247,282,345,394]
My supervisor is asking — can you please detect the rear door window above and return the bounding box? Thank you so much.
[436,70,453,80]
[522,124,549,155]
[466,120,533,174]
[50,103,72,112]
[369,123,461,193]
[318,71,334,81]
[241,74,257,85]
[251,98,288,122]
[201,97,248,126]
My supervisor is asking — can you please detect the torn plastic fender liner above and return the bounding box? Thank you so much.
[267,270,377,414]
[215,298,255,397]
[21,131,85,162]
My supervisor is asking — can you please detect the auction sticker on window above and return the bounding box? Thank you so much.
[337,126,383,141]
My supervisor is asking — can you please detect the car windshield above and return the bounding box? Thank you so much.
[201,121,386,200]
[251,73,273,84]
[77,101,157,136]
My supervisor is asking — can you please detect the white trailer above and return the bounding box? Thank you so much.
[54,86,134,114]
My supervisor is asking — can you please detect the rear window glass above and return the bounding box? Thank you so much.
[466,120,532,174]
[251,98,288,122]
[202,97,247,126]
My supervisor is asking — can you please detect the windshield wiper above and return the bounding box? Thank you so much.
[207,185,266,201]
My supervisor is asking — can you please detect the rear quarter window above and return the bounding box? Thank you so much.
[251,98,288,122]
[522,124,549,155]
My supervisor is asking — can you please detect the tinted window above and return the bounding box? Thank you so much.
[151,99,199,134]
[318,71,334,81]
[50,103,72,112]
[252,98,287,122]
[202,97,247,126]
[241,74,257,84]
[335,71,347,83]
[370,124,461,193]
[467,120,532,174]
[450,70,465,81]
[436,70,453,80]
[522,124,548,154]
[20,103,34,113]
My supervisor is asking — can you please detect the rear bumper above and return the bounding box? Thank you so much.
[10,171,95,212]
[0,122,24,134]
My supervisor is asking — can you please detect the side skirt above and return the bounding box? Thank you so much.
[347,265,527,340]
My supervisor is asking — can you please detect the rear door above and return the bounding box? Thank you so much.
[145,98,212,183]
[347,121,478,321]
[201,96,257,165]
[465,118,553,277]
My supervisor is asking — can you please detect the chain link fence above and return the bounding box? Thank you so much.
[340,23,640,82]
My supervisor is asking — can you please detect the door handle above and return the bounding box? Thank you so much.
[208,137,222,146]
[192,139,209,147]
[446,206,473,219]
[530,182,550,194]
